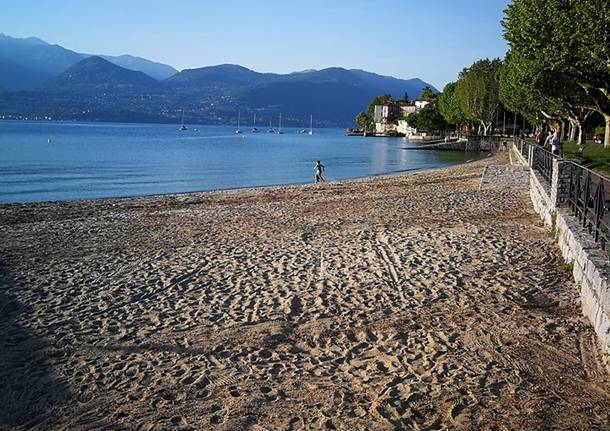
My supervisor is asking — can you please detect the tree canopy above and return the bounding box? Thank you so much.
[437,82,465,127]
[355,112,370,131]
[455,58,501,135]
[407,104,447,132]
[419,86,436,101]
[501,0,610,145]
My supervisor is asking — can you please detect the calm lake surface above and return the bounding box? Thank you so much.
[0,121,481,203]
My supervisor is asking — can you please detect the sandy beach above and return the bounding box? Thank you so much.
[1,153,609,430]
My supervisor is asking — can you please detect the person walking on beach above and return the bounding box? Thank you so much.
[314,160,325,183]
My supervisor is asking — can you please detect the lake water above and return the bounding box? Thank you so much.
[0,121,480,203]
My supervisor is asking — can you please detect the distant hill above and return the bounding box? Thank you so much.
[166,64,277,87]
[0,34,176,89]
[48,56,159,89]
[0,33,83,76]
[347,69,431,100]
[161,65,436,126]
[99,54,177,81]
[0,34,438,127]
[0,57,52,90]
[236,80,375,125]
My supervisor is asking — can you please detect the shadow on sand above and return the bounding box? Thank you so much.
[0,264,71,429]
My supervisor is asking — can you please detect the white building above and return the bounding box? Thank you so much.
[414,100,430,110]
[373,104,401,123]
[397,120,417,136]
[373,100,429,135]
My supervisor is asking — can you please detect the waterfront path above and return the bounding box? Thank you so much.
[1,154,609,430]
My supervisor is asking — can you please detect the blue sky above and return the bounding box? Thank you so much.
[1,0,510,89]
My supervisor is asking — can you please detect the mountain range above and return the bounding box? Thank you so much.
[0,34,436,127]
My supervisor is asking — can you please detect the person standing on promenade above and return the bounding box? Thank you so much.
[314,160,325,183]
[551,132,561,156]
[540,130,548,147]
[544,132,554,151]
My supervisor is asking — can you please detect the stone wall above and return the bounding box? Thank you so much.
[407,136,502,152]
[510,144,610,366]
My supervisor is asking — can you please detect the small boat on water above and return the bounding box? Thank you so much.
[268,118,276,133]
[277,113,283,134]
[308,114,314,135]
[236,109,243,134]
[252,113,259,133]
[179,110,188,131]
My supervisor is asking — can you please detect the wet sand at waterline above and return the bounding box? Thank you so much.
[1,154,609,430]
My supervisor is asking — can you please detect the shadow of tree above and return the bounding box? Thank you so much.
[0,264,71,429]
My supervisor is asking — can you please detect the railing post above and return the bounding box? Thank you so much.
[551,159,570,207]
[527,143,534,167]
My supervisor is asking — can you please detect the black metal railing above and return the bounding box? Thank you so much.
[512,137,610,257]
[532,145,554,186]
[566,162,610,256]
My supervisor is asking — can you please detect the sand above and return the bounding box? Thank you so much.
[1,153,609,430]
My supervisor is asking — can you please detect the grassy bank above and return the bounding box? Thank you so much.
[562,140,610,176]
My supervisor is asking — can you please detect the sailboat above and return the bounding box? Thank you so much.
[179,110,188,131]
[276,113,283,134]
[252,113,259,133]
[235,109,242,134]
[308,114,314,135]
[268,118,276,133]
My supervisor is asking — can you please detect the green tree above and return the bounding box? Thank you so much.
[456,58,501,135]
[355,112,370,131]
[416,104,447,132]
[438,82,465,127]
[502,0,610,146]
[406,112,419,130]
[419,86,436,100]
[406,105,446,133]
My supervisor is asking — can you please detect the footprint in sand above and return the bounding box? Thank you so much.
[260,385,279,401]
[229,385,240,397]
[196,389,210,399]
[209,404,228,425]
[77,385,94,403]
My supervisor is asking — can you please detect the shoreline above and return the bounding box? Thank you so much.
[0,158,483,207]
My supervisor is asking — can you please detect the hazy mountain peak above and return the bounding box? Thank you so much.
[99,54,177,80]
[0,33,48,45]
[0,33,437,126]
[51,56,159,87]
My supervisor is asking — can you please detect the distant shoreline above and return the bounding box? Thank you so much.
[0,162,469,207]
[0,118,352,129]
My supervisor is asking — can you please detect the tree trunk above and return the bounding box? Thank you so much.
[480,121,492,136]
[568,119,576,141]
[513,113,517,137]
[604,114,610,149]
[577,125,584,149]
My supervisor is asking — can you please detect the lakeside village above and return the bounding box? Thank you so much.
[346,87,487,142]
[347,62,608,174]
[347,88,445,140]
[348,96,434,140]
[348,85,606,145]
